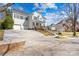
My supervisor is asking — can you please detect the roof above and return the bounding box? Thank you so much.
[55,20,64,25]
[55,18,72,25]
[56,18,79,26]
[35,12,47,20]
[42,16,47,20]
[12,9,30,16]
[50,23,55,27]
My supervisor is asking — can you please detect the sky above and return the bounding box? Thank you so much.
[0,3,67,26]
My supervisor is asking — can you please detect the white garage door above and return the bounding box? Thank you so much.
[13,25,21,30]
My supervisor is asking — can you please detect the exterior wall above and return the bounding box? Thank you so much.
[51,27,56,31]
[12,13,26,25]
[12,12,26,30]
[55,23,65,32]
[28,14,34,29]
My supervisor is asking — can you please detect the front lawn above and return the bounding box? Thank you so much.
[61,32,79,37]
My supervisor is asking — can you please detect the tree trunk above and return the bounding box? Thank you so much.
[73,19,76,36]
[73,4,77,37]
[73,15,77,36]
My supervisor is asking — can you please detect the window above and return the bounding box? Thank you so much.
[16,15,19,18]
[20,16,23,19]
[33,22,35,26]
[14,14,16,18]
[26,17,28,20]
[36,23,38,26]
[14,14,19,19]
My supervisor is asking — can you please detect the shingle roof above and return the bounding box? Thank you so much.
[12,9,30,16]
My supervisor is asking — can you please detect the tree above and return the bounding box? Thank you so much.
[60,3,79,36]
[1,9,14,29]
[0,3,14,19]
[0,3,14,56]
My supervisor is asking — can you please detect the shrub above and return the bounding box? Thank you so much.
[1,15,14,29]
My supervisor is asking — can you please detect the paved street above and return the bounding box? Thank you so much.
[3,30,79,56]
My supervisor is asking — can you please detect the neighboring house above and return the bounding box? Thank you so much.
[55,20,65,32]
[48,24,56,31]
[75,22,79,31]
[55,19,79,32]
[12,9,34,30]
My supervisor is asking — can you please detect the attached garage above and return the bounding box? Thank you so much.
[13,24,21,30]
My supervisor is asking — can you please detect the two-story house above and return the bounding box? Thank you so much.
[12,9,46,30]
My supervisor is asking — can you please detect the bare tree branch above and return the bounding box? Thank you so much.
[58,3,79,36]
[0,3,14,12]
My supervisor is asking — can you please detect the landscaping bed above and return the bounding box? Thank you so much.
[37,30,53,36]
[0,30,4,41]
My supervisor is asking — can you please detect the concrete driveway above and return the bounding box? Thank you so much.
[3,30,79,56]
